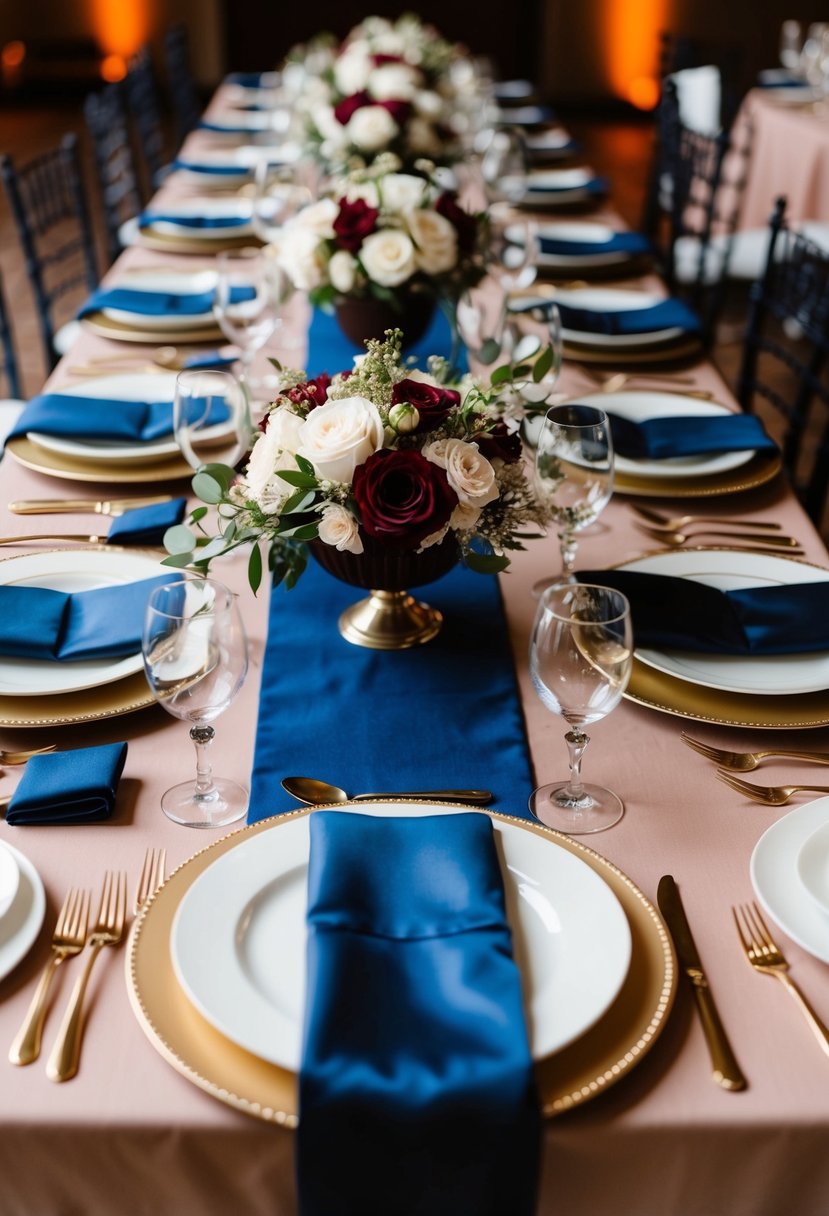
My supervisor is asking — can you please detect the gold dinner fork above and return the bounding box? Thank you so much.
[46,871,127,1083]
[715,770,829,805]
[0,745,57,765]
[630,504,784,531]
[8,888,90,1066]
[133,847,167,916]
[733,901,829,1058]
[633,522,804,553]
[681,733,829,771]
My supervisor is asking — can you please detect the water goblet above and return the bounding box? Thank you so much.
[489,205,539,291]
[510,301,562,409]
[533,403,614,591]
[780,20,803,74]
[214,246,284,399]
[528,582,632,834]
[480,126,528,206]
[143,575,249,828]
[173,368,252,471]
[252,159,312,246]
[454,281,514,370]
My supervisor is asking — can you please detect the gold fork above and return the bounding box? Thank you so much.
[8,888,90,1066]
[681,733,829,771]
[133,847,167,916]
[633,523,804,554]
[46,871,127,1083]
[733,901,829,1058]
[631,504,783,531]
[716,770,829,805]
[0,745,57,765]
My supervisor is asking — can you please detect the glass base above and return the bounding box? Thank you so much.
[161,777,249,828]
[529,781,624,835]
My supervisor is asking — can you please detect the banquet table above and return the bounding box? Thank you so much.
[3,79,829,1216]
[735,87,829,229]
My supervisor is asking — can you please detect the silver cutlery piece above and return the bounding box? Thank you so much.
[681,733,829,771]
[9,496,174,517]
[631,504,783,531]
[282,776,494,806]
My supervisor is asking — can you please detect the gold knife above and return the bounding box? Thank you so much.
[8,496,174,517]
[657,874,747,1091]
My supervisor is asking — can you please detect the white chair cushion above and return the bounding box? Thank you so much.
[53,319,82,357]
[0,399,25,448]
[669,65,721,136]
[118,216,140,248]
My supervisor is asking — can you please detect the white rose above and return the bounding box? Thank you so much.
[372,31,408,57]
[298,395,384,483]
[292,197,338,238]
[328,249,358,294]
[277,226,327,291]
[406,208,458,274]
[380,172,428,212]
[310,103,343,143]
[347,105,399,152]
[414,90,444,119]
[318,504,364,555]
[359,228,416,286]
[406,116,442,157]
[334,45,372,94]
[425,438,499,506]
[369,63,421,102]
[402,367,441,387]
[449,500,481,531]
[243,408,305,509]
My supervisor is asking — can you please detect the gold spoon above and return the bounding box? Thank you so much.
[281,777,494,805]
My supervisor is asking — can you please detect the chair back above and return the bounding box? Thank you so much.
[163,23,202,148]
[737,197,829,524]
[84,83,143,265]
[0,134,98,371]
[0,268,21,399]
[124,45,168,193]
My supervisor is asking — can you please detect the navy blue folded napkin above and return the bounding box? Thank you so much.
[578,568,829,655]
[226,71,276,88]
[106,499,187,545]
[0,574,172,661]
[608,411,776,459]
[5,742,128,826]
[138,209,251,230]
[7,393,228,447]
[297,810,540,1216]
[78,284,255,319]
[197,120,263,136]
[526,175,608,198]
[173,158,251,177]
[558,297,701,337]
[539,230,652,257]
[757,70,810,89]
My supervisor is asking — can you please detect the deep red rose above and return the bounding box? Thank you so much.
[285,373,331,412]
[391,378,460,432]
[333,196,380,252]
[334,91,371,125]
[377,98,412,126]
[352,448,457,549]
[372,53,404,66]
[475,420,522,464]
[435,191,478,255]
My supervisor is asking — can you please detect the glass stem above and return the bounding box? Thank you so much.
[559,528,578,574]
[563,728,589,800]
[190,725,216,800]
[439,294,462,376]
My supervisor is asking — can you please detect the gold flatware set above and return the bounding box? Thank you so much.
[633,522,803,554]
[682,733,829,805]
[9,496,174,517]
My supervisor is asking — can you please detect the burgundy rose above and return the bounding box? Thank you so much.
[391,379,460,433]
[435,191,478,255]
[475,420,522,464]
[352,448,457,549]
[285,373,331,412]
[377,98,412,126]
[333,196,380,252]
[372,53,404,66]
[334,91,371,125]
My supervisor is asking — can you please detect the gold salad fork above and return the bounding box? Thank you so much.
[8,888,90,1066]
[133,847,167,916]
[630,504,783,531]
[716,771,829,805]
[0,745,57,765]
[681,733,829,771]
[733,902,829,1059]
[46,871,127,1083]
[633,523,804,553]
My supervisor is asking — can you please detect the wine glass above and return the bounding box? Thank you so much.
[510,301,562,410]
[173,368,252,471]
[454,281,514,370]
[252,159,312,245]
[213,247,284,399]
[533,403,614,591]
[528,582,632,834]
[143,575,249,828]
[488,206,539,291]
[780,20,803,74]
[480,126,528,205]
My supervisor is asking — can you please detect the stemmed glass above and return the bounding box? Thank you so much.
[173,368,252,471]
[454,281,514,370]
[252,159,312,245]
[780,20,803,74]
[488,208,539,291]
[533,403,614,590]
[213,247,284,399]
[143,575,249,828]
[511,301,562,409]
[528,582,632,834]
[480,126,528,206]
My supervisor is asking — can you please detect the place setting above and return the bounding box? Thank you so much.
[519,166,610,210]
[172,144,299,189]
[512,219,654,277]
[137,197,261,254]
[77,268,231,344]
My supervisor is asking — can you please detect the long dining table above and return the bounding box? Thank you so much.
[2,76,829,1216]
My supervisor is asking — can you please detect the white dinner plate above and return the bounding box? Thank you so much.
[27,372,235,466]
[0,548,166,697]
[171,802,633,1069]
[142,198,254,241]
[752,796,829,963]
[201,111,277,133]
[525,127,573,151]
[0,842,20,920]
[796,820,829,917]
[100,268,219,332]
[550,287,683,348]
[0,842,45,981]
[618,550,829,696]
[515,220,645,269]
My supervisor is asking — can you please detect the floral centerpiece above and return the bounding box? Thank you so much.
[165,330,555,647]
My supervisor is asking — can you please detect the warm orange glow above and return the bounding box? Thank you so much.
[88,0,154,59]
[101,54,127,82]
[603,0,667,107]
[1,41,26,69]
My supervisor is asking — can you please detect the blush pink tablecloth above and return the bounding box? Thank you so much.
[737,88,829,229]
[2,84,829,1216]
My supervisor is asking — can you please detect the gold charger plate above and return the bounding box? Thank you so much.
[0,670,155,727]
[81,312,223,344]
[138,228,263,255]
[6,436,193,484]
[126,805,676,1124]
[615,448,782,498]
[562,335,704,366]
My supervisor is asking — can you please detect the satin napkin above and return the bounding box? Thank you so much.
[0,574,172,661]
[608,411,777,459]
[538,230,652,257]
[297,810,540,1216]
[578,568,829,654]
[173,158,252,177]
[138,210,251,230]
[5,742,128,826]
[526,175,609,197]
[106,499,187,545]
[225,71,278,88]
[557,297,701,336]
[6,393,228,446]
[77,284,255,318]
[197,120,265,135]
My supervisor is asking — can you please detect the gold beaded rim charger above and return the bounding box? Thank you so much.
[126,804,676,1124]
[81,311,224,344]
[5,437,193,484]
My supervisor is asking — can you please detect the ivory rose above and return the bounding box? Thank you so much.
[318,504,364,554]
[407,208,458,274]
[347,105,399,152]
[424,438,499,507]
[368,63,421,101]
[379,172,428,212]
[244,409,305,510]
[298,395,384,483]
[328,249,358,294]
[359,229,417,286]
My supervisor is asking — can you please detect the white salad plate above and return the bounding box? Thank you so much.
[171,802,633,1069]
[143,198,254,241]
[618,549,829,696]
[551,287,682,348]
[796,820,829,917]
[101,269,220,331]
[0,843,46,981]
[521,220,643,268]
[0,842,20,920]
[0,548,166,697]
[752,797,829,963]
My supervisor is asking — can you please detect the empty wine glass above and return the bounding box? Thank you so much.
[143,575,249,827]
[533,403,614,592]
[489,205,539,291]
[173,368,253,471]
[455,281,514,370]
[510,302,562,408]
[480,126,528,205]
[252,159,312,245]
[214,247,284,398]
[529,582,632,834]
[780,20,803,74]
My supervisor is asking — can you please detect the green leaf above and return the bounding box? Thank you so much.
[280,521,320,541]
[247,543,263,594]
[464,551,510,574]
[190,506,208,523]
[164,524,196,555]
[281,488,316,515]
[192,472,224,504]
[533,344,554,382]
[267,357,283,371]
[160,551,196,569]
[295,454,316,477]
[200,463,236,491]
[275,469,318,488]
[479,338,501,365]
[490,363,514,386]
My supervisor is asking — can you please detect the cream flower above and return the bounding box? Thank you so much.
[328,249,358,294]
[414,90,444,119]
[347,105,399,152]
[359,229,416,286]
[368,63,421,102]
[292,197,338,238]
[276,226,327,291]
[334,44,373,94]
[380,172,428,212]
[244,408,305,510]
[425,438,499,506]
[449,500,482,531]
[406,208,457,274]
[298,395,384,483]
[318,504,364,555]
[406,116,443,157]
[418,523,450,551]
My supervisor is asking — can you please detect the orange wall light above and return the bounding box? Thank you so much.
[87,0,154,60]
[603,0,667,110]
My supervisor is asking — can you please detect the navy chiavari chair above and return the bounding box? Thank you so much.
[124,45,170,194]
[0,134,98,372]
[84,83,144,265]
[163,23,203,149]
[0,267,22,403]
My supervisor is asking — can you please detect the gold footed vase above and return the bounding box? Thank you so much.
[309,536,458,650]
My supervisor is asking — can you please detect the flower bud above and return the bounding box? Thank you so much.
[388,402,420,433]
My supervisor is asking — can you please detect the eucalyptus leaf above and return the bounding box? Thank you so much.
[164,524,196,556]
[161,552,196,569]
[199,463,235,492]
[479,338,502,365]
[192,472,224,504]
